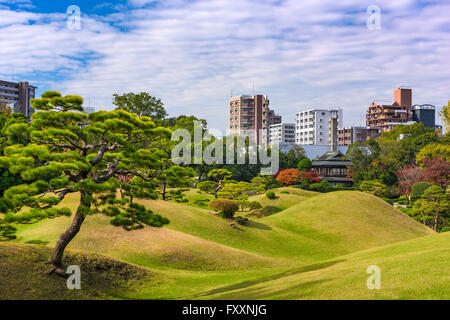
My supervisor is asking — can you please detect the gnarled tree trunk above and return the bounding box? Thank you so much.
[47,191,91,276]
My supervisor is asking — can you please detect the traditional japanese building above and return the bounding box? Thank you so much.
[311,150,353,186]
[311,117,353,186]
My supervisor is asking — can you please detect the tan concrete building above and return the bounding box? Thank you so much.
[366,87,413,132]
[229,94,281,144]
[0,80,36,120]
[338,126,381,146]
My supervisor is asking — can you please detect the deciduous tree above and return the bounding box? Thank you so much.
[113,92,168,120]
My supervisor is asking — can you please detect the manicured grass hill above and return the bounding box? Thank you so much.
[13,190,432,269]
[199,232,450,300]
[2,188,439,299]
[0,242,159,300]
[264,191,434,254]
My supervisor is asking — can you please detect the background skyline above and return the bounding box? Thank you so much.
[0,0,448,130]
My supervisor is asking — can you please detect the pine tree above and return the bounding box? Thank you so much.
[0,91,172,276]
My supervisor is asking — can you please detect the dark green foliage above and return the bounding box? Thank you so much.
[309,180,331,193]
[397,195,409,205]
[440,226,450,233]
[279,147,306,170]
[264,176,283,189]
[113,92,168,120]
[297,158,312,171]
[266,191,276,199]
[0,222,16,240]
[0,91,172,267]
[198,181,218,194]
[208,199,239,218]
[107,203,168,231]
[235,216,249,226]
[238,200,262,212]
[193,198,210,207]
[411,185,449,230]
[250,176,266,193]
[411,182,433,202]
[217,181,251,200]
[279,190,289,194]
[332,185,355,191]
[359,180,391,198]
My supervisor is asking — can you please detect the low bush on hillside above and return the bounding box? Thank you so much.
[235,216,249,226]
[209,200,239,218]
[332,185,355,191]
[266,191,276,199]
[193,198,210,207]
[309,180,331,193]
[279,190,289,194]
[441,226,450,233]
[238,200,262,212]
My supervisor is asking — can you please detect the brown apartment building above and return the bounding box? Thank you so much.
[366,87,413,132]
[229,94,282,144]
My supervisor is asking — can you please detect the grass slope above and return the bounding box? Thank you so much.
[198,232,450,300]
[0,242,159,300]
[14,190,433,268]
[2,188,438,299]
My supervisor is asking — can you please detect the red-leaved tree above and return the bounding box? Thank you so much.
[421,158,450,188]
[300,171,321,184]
[397,164,425,197]
[276,169,302,186]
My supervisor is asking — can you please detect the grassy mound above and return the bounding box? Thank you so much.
[13,190,433,271]
[198,232,450,300]
[0,242,159,300]
[265,191,434,254]
[13,211,276,272]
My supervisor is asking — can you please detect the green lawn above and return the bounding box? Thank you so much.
[1,188,444,300]
[199,232,450,300]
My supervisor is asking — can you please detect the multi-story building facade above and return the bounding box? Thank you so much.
[412,104,435,128]
[294,108,343,145]
[269,123,295,144]
[229,94,282,145]
[0,80,36,120]
[337,126,381,146]
[366,87,413,132]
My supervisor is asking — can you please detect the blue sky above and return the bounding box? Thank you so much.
[0,0,448,131]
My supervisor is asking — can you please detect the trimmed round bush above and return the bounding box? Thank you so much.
[440,226,450,233]
[209,199,239,219]
[266,191,276,199]
[279,190,289,194]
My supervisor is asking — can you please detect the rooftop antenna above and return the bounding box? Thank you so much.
[252,80,255,95]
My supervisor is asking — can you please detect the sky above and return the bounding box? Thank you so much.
[0,0,449,131]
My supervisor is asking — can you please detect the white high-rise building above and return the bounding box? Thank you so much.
[269,123,295,144]
[295,108,343,145]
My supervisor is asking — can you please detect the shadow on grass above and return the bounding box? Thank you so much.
[211,278,331,300]
[247,206,282,219]
[190,259,345,299]
[246,220,272,230]
[25,240,49,245]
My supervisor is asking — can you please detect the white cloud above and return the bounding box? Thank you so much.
[0,0,449,130]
